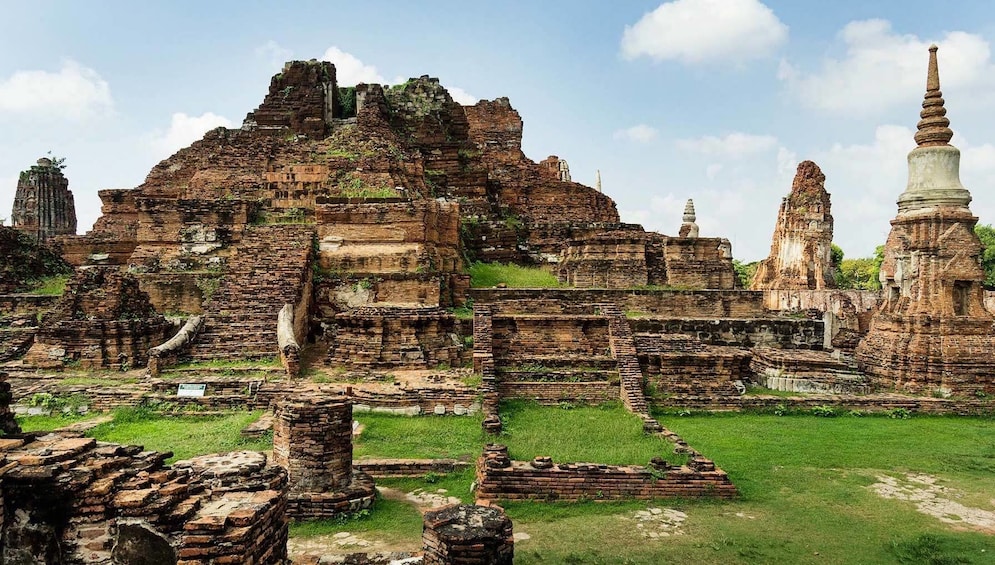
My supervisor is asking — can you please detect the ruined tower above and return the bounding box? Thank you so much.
[855,46,995,396]
[10,157,77,242]
[751,160,835,290]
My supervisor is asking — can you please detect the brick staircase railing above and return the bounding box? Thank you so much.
[189,224,315,361]
[600,303,661,433]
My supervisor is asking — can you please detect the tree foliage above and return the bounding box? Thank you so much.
[975,224,995,288]
[733,260,758,288]
[834,244,883,290]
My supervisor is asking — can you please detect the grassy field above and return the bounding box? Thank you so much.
[468,262,562,288]
[16,405,995,563]
[37,408,274,463]
[504,412,995,564]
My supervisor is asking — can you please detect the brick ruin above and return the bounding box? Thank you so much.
[856,46,995,396]
[22,267,173,370]
[752,160,836,291]
[4,48,995,562]
[10,157,77,243]
[0,429,289,565]
[272,395,376,520]
[422,504,514,565]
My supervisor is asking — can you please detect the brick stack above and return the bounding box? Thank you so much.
[0,435,289,564]
[328,306,461,368]
[189,224,314,361]
[635,334,752,398]
[242,60,336,138]
[22,267,173,369]
[0,370,18,434]
[474,305,502,433]
[273,394,376,520]
[422,504,514,565]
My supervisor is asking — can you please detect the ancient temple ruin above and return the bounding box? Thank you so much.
[856,46,995,396]
[10,157,77,243]
[752,160,835,291]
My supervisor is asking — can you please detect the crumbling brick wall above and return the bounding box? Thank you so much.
[0,438,289,565]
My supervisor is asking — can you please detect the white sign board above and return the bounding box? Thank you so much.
[177,384,207,397]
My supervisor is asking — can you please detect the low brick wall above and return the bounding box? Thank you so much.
[475,456,737,502]
[0,294,59,314]
[471,288,766,318]
[354,458,472,478]
[629,317,823,349]
[654,395,995,415]
[496,381,618,404]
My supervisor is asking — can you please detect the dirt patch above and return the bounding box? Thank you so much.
[870,473,995,533]
[621,507,688,539]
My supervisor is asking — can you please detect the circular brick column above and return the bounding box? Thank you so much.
[422,504,514,564]
[273,395,353,493]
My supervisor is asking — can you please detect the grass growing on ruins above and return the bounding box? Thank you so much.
[468,262,562,288]
[26,274,69,295]
[85,408,271,462]
[504,412,995,564]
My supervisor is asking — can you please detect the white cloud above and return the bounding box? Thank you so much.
[613,124,659,143]
[677,132,778,157]
[320,46,386,86]
[780,19,994,113]
[621,0,787,64]
[0,60,112,120]
[448,86,478,105]
[705,163,723,179]
[255,40,294,70]
[149,112,233,157]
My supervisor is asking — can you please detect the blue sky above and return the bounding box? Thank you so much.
[4,0,995,260]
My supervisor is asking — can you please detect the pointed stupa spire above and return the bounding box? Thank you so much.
[914,44,954,147]
[682,199,696,222]
[595,169,602,192]
[679,198,699,238]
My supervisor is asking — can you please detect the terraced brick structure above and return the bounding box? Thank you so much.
[856,46,995,396]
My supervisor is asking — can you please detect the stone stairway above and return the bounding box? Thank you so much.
[189,224,314,361]
[600,303,661,432]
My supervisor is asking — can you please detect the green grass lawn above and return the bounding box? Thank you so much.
[17,403,995,563]
[505,412,995,564]
[84,408,271,463]
[468,262,562,288]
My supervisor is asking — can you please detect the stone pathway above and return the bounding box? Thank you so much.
[870,473,995,532]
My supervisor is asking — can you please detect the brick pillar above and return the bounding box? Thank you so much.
[0,371,20,435]
[273,395,353,493]
[422,504,514,565]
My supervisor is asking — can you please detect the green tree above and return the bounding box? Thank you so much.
[733,260,759,288]
[834,244,883,290]
[975,224,995,287]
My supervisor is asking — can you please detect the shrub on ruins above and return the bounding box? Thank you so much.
[0,225,73,293]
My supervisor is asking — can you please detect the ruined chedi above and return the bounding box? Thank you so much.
[855,45,995,396]
[678,199,699,238]
[10,157,77,242]
[751,160,835,290]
